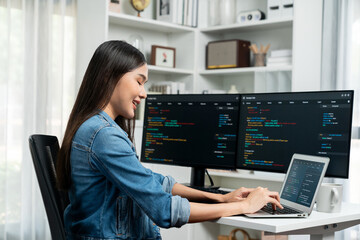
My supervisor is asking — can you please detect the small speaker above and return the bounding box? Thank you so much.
[237,10,265,23]
[206,40,251,69]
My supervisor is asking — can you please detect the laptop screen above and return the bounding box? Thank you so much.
[280,158,325,207]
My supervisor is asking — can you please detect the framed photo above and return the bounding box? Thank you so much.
[151,45,176,68]
[156,0,175,23]
[108,0,121,13]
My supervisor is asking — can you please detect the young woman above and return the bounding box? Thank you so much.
[56,40,282,240]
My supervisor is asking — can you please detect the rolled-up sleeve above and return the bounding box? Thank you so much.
[154,173,190,226]
[171,195,190,227]
[162,175,190,227]
[161,175,176,194]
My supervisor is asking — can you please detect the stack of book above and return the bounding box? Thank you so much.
[148,81,186,94]
[157,0,198,28]
[267,49,292,67]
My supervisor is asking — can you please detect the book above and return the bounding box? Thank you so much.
[192,0,199,27]
[267,56,292,63]
[267,62,292,67]
[148,81,185,94]
[156,0,197,27]
[177,0,183,25]
[270,49,292,58]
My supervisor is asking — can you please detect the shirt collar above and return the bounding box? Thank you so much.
[98,110,129,137]
[99,110,116,124]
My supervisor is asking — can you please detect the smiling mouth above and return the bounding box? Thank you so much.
[132,100,140,110]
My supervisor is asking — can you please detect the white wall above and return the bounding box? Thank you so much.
[292,0,323,91]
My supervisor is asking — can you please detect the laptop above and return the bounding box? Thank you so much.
[245,153,329,218]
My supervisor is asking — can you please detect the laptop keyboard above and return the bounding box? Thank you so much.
[261,203,302,215]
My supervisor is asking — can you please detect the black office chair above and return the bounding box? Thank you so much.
[29,134,69,240]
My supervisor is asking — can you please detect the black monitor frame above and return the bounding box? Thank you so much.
[140,94,240,187]
[140,90,354,186]
[236,90,354,178]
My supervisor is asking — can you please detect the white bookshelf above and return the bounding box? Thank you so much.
[196,0,294,94]
[77,0,294,95]
[199,17,293,33]
[77,0,197,93]
[148,65,194,75]
[199,65,292,76]
[108,12,196,33]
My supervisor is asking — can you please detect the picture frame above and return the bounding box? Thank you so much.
[156,0,176,23]
[108,0,121,13]
[151,45,176,68]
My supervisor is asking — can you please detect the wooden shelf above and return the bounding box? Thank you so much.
[148,65,194,75]
[108,13,195,34]
[200,17,293,34]
[199,65,292,76]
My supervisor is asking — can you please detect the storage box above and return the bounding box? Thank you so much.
[281,0,294,18]
[267,0,294,19]
[206,39,250,69]
[267,0,281,19]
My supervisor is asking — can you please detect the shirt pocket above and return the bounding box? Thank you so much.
[116,196,161,239]
[116,196,129,239]
[152,223,161,239]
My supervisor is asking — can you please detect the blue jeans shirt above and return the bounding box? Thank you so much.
[64,111,190,239]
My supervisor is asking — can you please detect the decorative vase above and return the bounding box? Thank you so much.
[208,0,220,26]
[220,0,236,25]
[128,34,144,53]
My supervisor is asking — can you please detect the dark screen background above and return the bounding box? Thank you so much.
[237,91,353,178]
[281,159,325,207]
[141,94,240,169]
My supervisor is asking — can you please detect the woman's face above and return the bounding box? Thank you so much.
[104,64,148,120]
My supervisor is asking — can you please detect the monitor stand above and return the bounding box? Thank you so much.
[185,167,219,190]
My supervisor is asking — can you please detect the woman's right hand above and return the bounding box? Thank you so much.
[243,187,283,213]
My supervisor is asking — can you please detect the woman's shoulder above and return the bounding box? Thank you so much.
[75,113,134,153]
[78,113,109,134]
[74,113,127,145]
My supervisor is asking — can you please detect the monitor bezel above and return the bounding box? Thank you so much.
[236,90,354,179]
[140,93,240,170]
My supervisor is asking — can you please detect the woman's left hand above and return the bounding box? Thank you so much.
[222,187,255,203]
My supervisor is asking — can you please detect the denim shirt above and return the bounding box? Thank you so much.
[64,111,190,240]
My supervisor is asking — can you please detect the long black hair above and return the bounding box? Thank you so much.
[56,40,146,190]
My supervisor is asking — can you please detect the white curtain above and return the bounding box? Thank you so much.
[321,0,360,239]
[0,0,76,239]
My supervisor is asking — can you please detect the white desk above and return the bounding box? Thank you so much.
[214,202,360,240]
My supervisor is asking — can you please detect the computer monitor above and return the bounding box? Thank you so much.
[237,90,354,178]
[140,94,240,187]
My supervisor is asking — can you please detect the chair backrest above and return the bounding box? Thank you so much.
[29,134,69,240]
